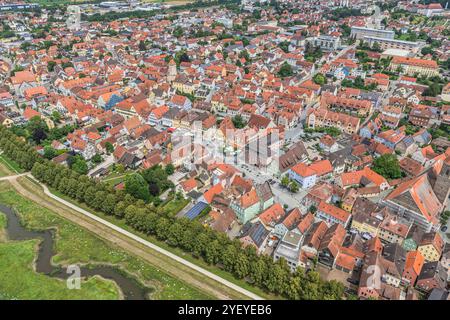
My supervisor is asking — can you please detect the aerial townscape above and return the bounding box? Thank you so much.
[0,0,449,304]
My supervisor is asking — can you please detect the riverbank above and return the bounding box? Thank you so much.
[0,239,121,300]
[0,180,213,300]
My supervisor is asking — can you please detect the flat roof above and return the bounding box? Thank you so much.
[364,36,420,46]
[381,48,412,57]
[351,26,394,34]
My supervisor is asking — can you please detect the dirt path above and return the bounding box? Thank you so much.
[9,177,249,300]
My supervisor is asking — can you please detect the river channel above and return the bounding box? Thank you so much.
[0,204,150,300]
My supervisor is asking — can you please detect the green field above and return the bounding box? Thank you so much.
[0,212,5,229]
[0,155,23,174]
[0,164,11,177]
[0,240,120,300]
[0,182,212,300]
[162,197,190,217]
[0,212,6,242]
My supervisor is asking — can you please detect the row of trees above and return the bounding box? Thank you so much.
[0,127,41,171]
[0,125,345,300]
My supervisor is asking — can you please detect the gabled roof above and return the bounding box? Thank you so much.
[259,203,285,227]
[23,107,41,120]
[318,201,351,224]
[203,183,223,204]
[385,174,442,222]
[240,221,270,248]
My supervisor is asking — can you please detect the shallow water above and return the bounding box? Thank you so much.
[0,204,149,300]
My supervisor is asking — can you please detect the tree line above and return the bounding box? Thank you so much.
[0,125,345,300]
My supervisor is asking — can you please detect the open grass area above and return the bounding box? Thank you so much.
[0,181,213,300]
[0,212,6,242]
[104,175,126,188]
[0,240,120,300]
[0,212,5,229]
[163,197,190,217]
[0,162,12,177]
[46,185,280,300]
[0,155,23,174]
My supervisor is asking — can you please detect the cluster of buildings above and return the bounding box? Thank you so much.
[0,0,449,300]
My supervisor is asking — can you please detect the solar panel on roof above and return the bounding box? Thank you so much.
[185,201,208,220]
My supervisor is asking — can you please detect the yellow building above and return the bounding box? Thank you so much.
[390,57,439,77]
[351,212,380,237]
[418,232,443,262]
[0,114,13,128]
[172,75,197,95]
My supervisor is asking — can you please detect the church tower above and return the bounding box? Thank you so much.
[168,59,177,82]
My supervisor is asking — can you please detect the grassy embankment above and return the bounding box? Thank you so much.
[0,180,212,300]
[0,154,23,175]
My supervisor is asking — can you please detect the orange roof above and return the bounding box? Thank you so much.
[392,56,438,69]
[181,177,197,192]
[124,116,141,132]
[372,73,389,80]
[259,203,285,226]
[240,188,259,208]
[366,236,383,253]
[335,252,356,271]
[340,170,363,186]
[203,183,223,204]
[86,131,101,141]
[24,86,48,99]
[291,162,316,177]
[340,246,364,259]
[404,250,424,276]
[11,70,36,84]
[297,212,314,234]
[309,159,333,177]
[362,167,387,187]
[171,94,188,106]
[318,201,350,223]
[281,208,302,229]
[23,107,41,120]
[386,175,442,222]
[151,105,169,119]
[340,167,387,187]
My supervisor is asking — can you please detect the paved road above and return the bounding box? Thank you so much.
[23,173,264,300]
[88,154,114,176]
[367,5,382,29]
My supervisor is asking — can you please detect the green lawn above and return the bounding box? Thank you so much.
[0,182,212,300]
[0,212,5,229]
[0,164,11,177]
[0,155,24,174]
[0,212,6,242]
[163,197,190,217]
[0,240,120,300]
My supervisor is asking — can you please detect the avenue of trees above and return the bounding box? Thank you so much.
[0,125,345,300]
